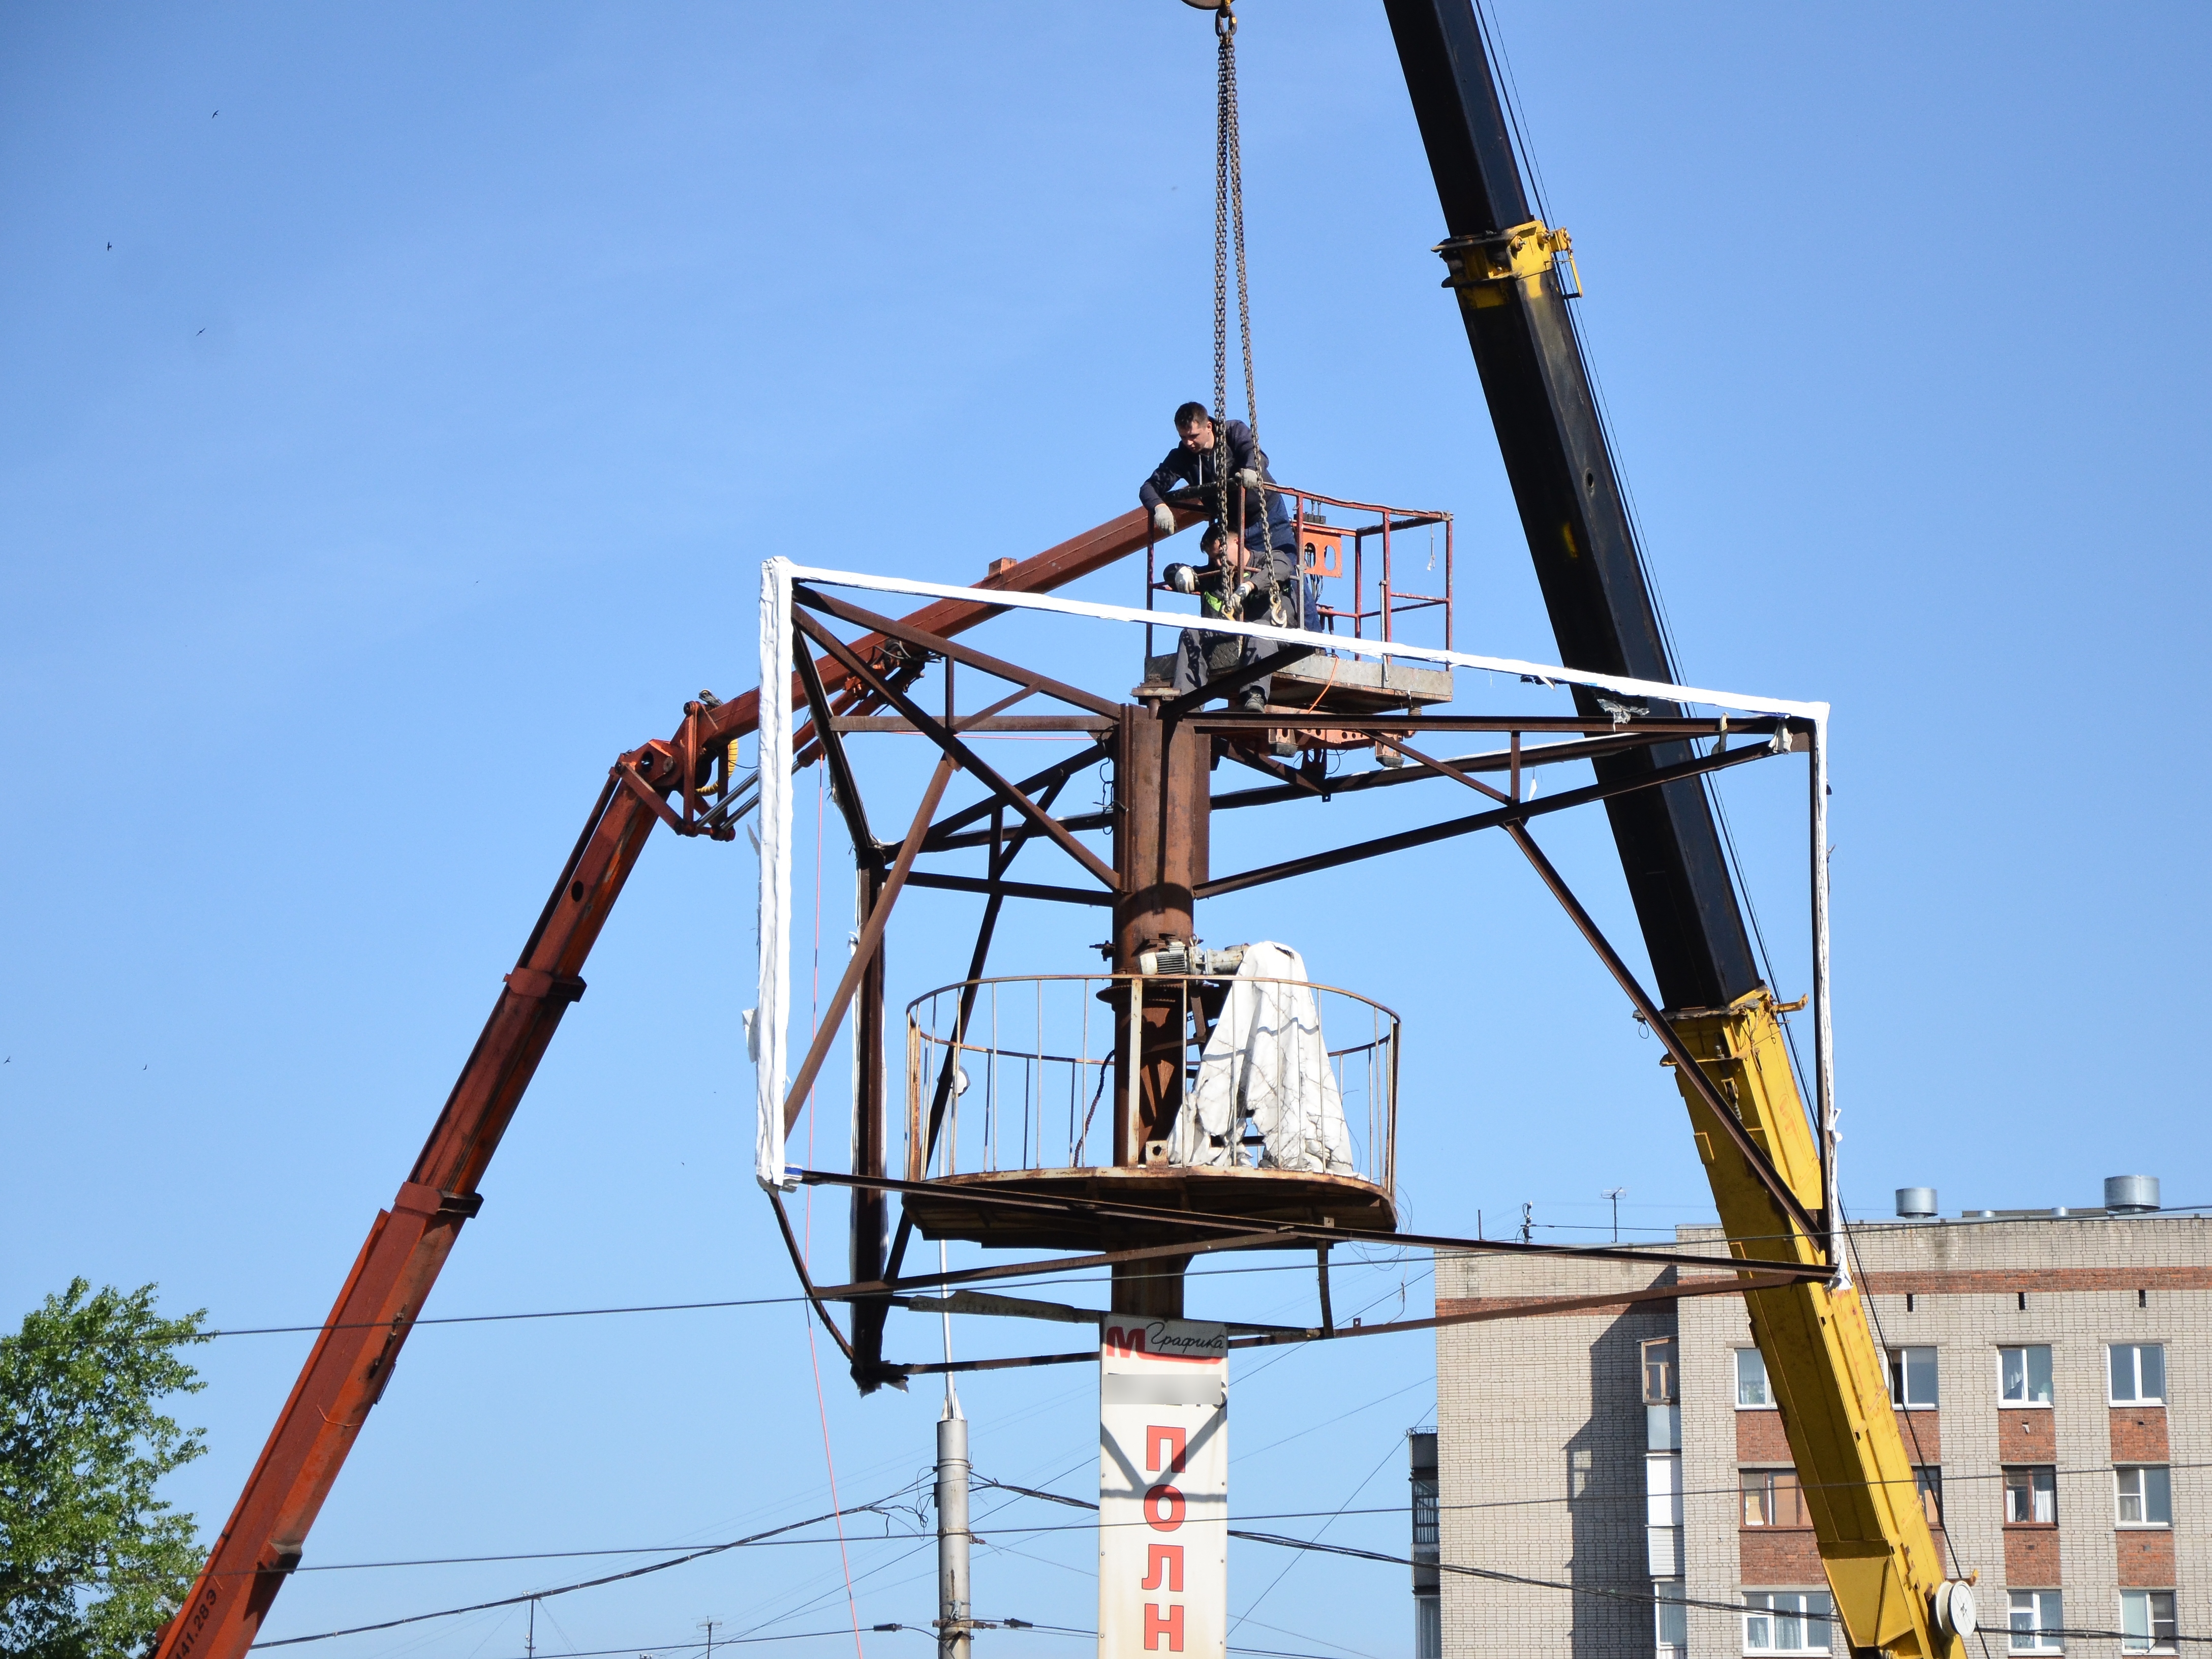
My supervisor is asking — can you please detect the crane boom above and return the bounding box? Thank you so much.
[150,13,1973,1659]
[1380,4,1971,1653]
[148,504,1193,1659]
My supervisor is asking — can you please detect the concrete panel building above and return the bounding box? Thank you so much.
[1420,1193,2208,1659]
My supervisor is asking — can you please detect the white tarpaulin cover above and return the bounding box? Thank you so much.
[1169,942,1356,1176]
[754,558,797,1192]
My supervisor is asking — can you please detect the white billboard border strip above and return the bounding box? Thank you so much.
[754,559,798,1192]
[751,558,1840,1283]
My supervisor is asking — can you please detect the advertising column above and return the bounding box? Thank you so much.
[1099,1318,1228,1659]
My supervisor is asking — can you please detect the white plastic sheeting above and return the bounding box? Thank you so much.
[754,559,797,1192]
[1170,942,1356,1176]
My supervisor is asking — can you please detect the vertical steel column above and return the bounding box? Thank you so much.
[849,860,892,1372]
[1109,703,1209,1317]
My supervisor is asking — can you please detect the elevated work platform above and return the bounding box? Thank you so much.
[901,969,1400,1254]
[1142,649,1454,718]
[898,1165,1396,1254]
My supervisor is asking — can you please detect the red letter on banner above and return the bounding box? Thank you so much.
[1145,1426,1187,1474]
[1141,1544,1184,1592]
[1144,1604,1185,1652]
[1143,1485,1186,1530]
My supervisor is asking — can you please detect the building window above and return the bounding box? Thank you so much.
[1743,1590,1832,1653]
[2001,1345,2053,1405]
[2115,1466,2172,1527]
[1915,1466,1945,1529]
[2004,1466,2057,1526]
[2119,1590,2177,1654]
[1643,1338,1677,1405]
[1655,1581,1686,1651]
[1742,1469,1808,1528]
[1888,1346,1939,1408]
[2009,1590,2063,1652]
[1649,1454,1684,1575]
[2110,1344,2167,1404]
[1737,1347,1773,1408]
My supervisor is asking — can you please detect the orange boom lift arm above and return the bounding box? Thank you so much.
[152,502,1205,1659]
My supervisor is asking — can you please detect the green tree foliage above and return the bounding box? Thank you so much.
[2,1280,211,1659]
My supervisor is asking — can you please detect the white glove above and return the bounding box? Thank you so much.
[1150,502,1175,538]
[1236,467,1263,490]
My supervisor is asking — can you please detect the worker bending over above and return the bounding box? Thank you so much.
[1139,402,1313,708]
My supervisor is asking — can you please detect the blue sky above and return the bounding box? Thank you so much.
[4,6,2208,1659]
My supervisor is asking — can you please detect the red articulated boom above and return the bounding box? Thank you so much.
[153,501,1205,1659]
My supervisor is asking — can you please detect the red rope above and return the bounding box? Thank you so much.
[801,771,866,1659]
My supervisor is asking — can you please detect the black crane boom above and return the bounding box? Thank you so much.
[1383,0,1762,1012]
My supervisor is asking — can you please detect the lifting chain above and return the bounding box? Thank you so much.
[1206,1,1281,622]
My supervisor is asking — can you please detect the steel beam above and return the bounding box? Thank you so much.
[780,758,957,1134]
[1195,736,1776,899]
[794,609,1119,892]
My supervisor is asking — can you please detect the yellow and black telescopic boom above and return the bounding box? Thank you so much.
[1380,5,1974,1653]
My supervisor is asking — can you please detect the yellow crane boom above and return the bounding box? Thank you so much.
[1380,2,1978,1648]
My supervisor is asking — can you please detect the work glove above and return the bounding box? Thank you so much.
[1150,502,1175,538]
[1236,467,1263,491]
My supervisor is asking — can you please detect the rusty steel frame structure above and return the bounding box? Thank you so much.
[748,570,1830,1376]
[153,499,1824,1659]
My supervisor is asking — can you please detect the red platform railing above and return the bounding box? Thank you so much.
[1144,483,1453,652]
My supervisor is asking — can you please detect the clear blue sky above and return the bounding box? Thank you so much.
[5,6,2207,1658]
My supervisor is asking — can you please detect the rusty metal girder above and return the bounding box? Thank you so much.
[151,505,1179,1659]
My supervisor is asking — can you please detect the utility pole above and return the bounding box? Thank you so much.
[698,1620,719,1659]
[935,1245,972,1659]
[1603,1187,1627,1243]
[525,1600,537,1659]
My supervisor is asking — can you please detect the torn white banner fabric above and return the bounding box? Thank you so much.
[755,558,797,1192]
[1170,942,1355,1176]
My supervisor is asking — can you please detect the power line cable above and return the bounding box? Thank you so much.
[1228,1432,1402,1636]
[106,1252,1435,1347]
[245,1485,924,1649]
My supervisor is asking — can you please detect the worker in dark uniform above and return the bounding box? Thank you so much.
[1139,402,1312,708]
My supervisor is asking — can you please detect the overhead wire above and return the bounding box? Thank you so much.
[257,1452,2212,1577]
[79,1205,2192,1347]
[244,1486,925,1648]
[1227,1431,1403,1637]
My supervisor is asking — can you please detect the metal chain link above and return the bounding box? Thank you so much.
[1211,3,1283,622]
[1211,6,1233,557]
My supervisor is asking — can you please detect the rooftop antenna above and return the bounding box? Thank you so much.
[1603,1187,1627,1244]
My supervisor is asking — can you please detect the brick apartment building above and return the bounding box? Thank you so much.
[1415,1185,2207,1658]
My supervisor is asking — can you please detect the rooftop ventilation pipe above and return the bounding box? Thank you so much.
[2104,1175,2161,1214]
[1895,1187,1938,1220]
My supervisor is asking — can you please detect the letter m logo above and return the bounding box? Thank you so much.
[1102,1326,1148,1358]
